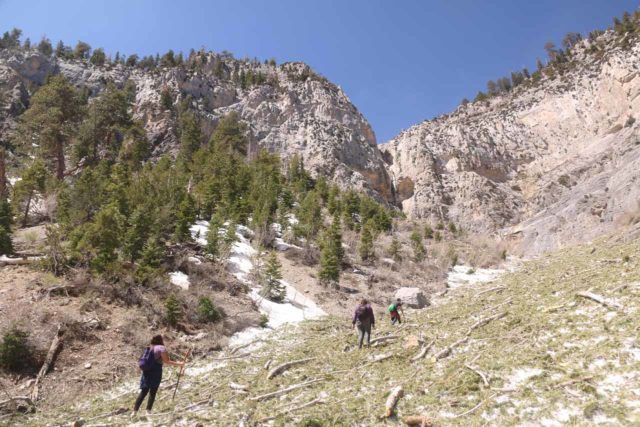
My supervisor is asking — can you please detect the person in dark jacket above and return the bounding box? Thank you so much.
[352,299,375,348]
[131,335,185,417]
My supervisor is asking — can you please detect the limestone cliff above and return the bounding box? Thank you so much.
[0,50,393,201]
[381,30,640,253]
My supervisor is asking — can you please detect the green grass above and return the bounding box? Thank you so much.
[15,236,640,426]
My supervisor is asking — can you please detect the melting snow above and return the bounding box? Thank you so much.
[169,271,190,290]
[507,367,544,388]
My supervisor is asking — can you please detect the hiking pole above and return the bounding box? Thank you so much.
[172,347,192,401]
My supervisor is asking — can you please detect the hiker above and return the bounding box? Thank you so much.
[352,299,375,348]
[131,335,185,417]
[389,298,404,325]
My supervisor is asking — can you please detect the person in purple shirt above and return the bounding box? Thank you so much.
[352,299,375,348]
[131,335,185,417]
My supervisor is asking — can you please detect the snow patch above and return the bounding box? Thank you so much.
[169,271,190,290]
[507,367,544,388]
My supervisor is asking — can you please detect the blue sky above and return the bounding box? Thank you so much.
[1,0,638,142]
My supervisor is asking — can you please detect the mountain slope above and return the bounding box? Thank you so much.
[21,225,640,426]
[381,30,640,253]
[0,49,394,201]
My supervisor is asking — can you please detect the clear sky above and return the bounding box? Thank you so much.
[1,0,639,142]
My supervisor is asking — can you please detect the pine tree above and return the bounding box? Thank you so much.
[123,206,151,262]
[209,112,248,155]
[319,216,342,286]
[89,48,106,66]
[37,37,53,56]
[388,236,401,262]
[16,75,83,180]
[410,230,426,262]
[197,297,222,322]
[206,212,223,259]
[164,294,182,326]
[174,195,196,242]
[0,197,13,255]
[140,237,164,268]
[259,251,285,302]
[358,221,375,263]
[179,111,202,162]
[160,88,173,110]
[74,41,91,59]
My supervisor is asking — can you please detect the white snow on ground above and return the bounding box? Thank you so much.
[169,271,190,290]
[187,256,202,265]
[7,176,21,186]
[189,220,326,347]
[507,367,544,388]
[189,220,210,246]
[446,256,520,290]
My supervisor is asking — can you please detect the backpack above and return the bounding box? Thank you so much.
[356,305,371,322]
[388,304,397,313]
[138,347,157,371]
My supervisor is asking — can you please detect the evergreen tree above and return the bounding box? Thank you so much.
[126,54,139,67]
[206,212,223,259]
[16,75,83,180]
[295,190,321,240]
[160,88,173,110]
[37,37,53,56]
[259,251,285,302]
[178,111,202,162]
[13,160,48,227]
[174,194,196,242]
[0,197,13,255]
[410,230,426,262]
[474,91,488,102]
[22,38,31,49]
[197,297,222,322]
[74,41,91,59]
[318,216,342,286]
[164,294,182,326]
[74,202,125,272]
[327,185,341,216]
[388,236,401,262]
[90,48,106,66]
[358,220,375,262]
[122,206,151,262]
[140,237,164,268]
[209,112,247,155]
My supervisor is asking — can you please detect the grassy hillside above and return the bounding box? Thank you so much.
[16,230,640,426]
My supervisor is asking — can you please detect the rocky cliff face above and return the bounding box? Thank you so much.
[0,50,393,201]
[381,31,640,253]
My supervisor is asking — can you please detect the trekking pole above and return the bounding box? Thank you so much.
[172,347,192,401]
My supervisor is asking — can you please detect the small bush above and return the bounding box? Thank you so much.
[434,231,443,242]
[299,419,323,427]
[164,294,182,326]
[197,297,223,323]
[0,326,33,372]
[259,314,269,328]
[501,249,508,260]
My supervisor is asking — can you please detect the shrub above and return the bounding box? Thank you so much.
[197,297,223,323]
[164,294,182,326]
[259,314,269,328]
[0,326,33,372]
[434,231,443,242]
[424,224,433,239]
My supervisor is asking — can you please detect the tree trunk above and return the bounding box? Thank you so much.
[0,147,6,197]
[31,324,66,401]
[55,140,65,181]
[21,190,33,227]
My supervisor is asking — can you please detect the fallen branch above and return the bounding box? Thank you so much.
[476,286,506,296]
[552,376,593,390]
[258,397,325,422]
[267,357,315,379]
[403,415,433,426]
[31,324,65,401]
[370,335,400,346]
[249,379,323,401]
[229,382,249,392]
[411,339,436,362]
[384,385,404,417]
[435,312,507,361]
[453,393,496,418]
[576,291,623,310]
[434,337,468,361]
[0,396,35,408]
[464,364,490,387]
[230,339,262,354]
[0,256,42,266]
